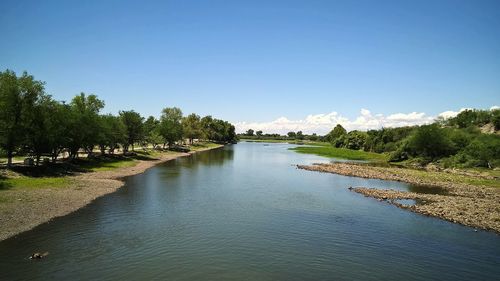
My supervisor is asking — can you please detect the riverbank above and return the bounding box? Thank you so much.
[290,143,388,161]
[0,144,223,241]
[297,162,500,233]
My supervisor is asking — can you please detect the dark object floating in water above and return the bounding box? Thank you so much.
[29,252,49,260]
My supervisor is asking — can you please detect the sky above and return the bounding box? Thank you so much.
[1,0,499,134]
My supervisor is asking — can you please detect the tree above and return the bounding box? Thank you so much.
[67,93,105,158]
[308,133,318,141]
[97,114,126,154]
[256,130,263,138]
[296,131,304,140]
[287,131,296,139]
[201,115,215,141]
[25,95,70,165]
[325,124,347,143]
[342,130,368,150]
[143,116,160,148]
[461,134,500,168]
[492,109,500,130]
[407,124,454,160]
[159,107,183,148]
[182,113,202,144]
[0,70,45,166]
[119,110,144,152]
[246,129,254,136]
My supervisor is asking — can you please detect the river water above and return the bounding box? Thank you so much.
[1,142,499,280]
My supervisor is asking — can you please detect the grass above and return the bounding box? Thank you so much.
[84,159,138,171]
[290,143,388,162]
[0,176,72,190]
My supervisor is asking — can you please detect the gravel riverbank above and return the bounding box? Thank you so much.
[298,163,500,233]
[0,146,223,241]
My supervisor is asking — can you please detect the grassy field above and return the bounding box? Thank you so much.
[289,143,388,161]
[78,158,138,172]
[0,176,72,191]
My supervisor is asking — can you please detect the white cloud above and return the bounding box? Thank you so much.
[234,106,498,135]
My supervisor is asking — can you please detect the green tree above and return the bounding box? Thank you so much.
[256,130,263,138]
[97,114,126,154]
[246,129,254,136]
[325,124,347,143]
[201,115,215,141]
[0,70,45,166]
[143,116,160,148]
[296,131,304,140]
[492,109,500,130]
[343,130,368,150]
[159,107,183,148]
[287,131,296,139]
[67,93,105,158]
[25,95,70,165]
[407,124,454,160]
[119,110,144,152]
[182,113,202,144]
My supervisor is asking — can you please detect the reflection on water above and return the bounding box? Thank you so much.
[178,146,234,167]
[0,143,498,281]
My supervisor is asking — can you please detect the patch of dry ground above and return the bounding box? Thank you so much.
[297,163,500,233]
[0,146,222,241]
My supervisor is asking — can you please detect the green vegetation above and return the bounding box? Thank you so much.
[290,143,387,161]
[0,177,72,190]
[320,109,500,168]
[0,69,237,168]
[76,158,138,172]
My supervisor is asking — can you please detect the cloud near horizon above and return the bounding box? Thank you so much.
[234,106,499,135]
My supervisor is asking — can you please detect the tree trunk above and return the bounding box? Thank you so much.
[7,150,13,167]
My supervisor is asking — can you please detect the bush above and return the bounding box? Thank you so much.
[406,124,454,160]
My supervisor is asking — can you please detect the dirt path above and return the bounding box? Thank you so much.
[297,163,500,234]
[0,146,222,241]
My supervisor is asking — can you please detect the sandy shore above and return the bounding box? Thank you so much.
[298,163,500,233]
[0,145,223,241]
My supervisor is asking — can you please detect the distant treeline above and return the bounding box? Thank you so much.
[243,109,500,168]
[239,130,320,141]
[0,70,236,166]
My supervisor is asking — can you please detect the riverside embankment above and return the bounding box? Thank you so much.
[0,145,223,241]
[298,162,500,233]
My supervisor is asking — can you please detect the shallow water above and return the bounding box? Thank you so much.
[1,142,499,280]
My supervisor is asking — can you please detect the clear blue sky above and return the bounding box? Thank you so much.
[1,0,499,123]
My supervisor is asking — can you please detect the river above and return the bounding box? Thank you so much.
[1,142,499,280]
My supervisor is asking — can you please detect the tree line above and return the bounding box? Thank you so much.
[0,70,236,166]
[240,129,320,141]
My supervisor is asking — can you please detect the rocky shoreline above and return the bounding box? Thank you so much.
[0,145,223,241]
[297,163,500,234]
